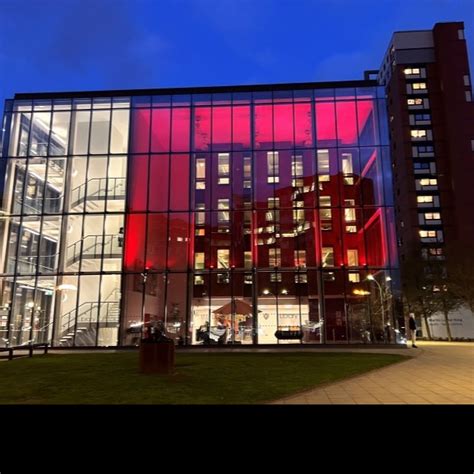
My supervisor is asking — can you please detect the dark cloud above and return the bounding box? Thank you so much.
[0,0,169,92]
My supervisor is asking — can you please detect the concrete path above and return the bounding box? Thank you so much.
[272,341,474,404]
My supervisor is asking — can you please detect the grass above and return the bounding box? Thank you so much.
[0,352,406,404]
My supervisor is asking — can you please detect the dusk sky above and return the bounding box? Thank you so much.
[1,0,473,115]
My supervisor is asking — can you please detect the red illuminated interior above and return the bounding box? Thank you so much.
[125,97,386,272]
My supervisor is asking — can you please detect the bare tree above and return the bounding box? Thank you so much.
[425,259,463,342]
[446,244,474,316]
[401,253,438,340]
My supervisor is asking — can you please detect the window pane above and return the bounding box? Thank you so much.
[151,108,171,152]
[171,108,190,152]
[254,105,273,149]
[149,154,169,211]
[110,109,130,154]
[232,105,251,149]
[50,112,70,155]
[316,102,336,147]
[90,110,111,154]
[72,111,90,155]
[294,102,313,147]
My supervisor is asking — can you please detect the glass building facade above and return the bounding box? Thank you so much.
[0,82,399,347]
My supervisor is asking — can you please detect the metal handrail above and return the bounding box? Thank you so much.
[66,234,122,265]
[70,177,126,207]
[60,300,120,337]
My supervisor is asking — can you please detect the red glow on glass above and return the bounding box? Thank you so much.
[171,108,190,151]
[148,154,169,211]
[294,103,313,147]
[146,214,167,270]
[151,108,171,152]
[315,102,336,144]
[194,107,211,151]
[363,208,388,266]
[254,104,273,148]
[169,154,190,210]
[273,104,294,145]
[212,106,231,147]
[123,213,146,271]
[128,155,148,211]
[232,105,251,148]
[131,109,151,153]
[336,101,357,145]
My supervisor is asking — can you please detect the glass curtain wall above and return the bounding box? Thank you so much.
[0,97,129,347]
[122,86,398,345]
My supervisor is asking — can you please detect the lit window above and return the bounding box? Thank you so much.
[196,158,206,189]
[196,158,205,178]
[244,251,252,269]
[194,275,204,285]
[407,98,423,106]
[270,272,282,282]
[194,252,205,269]
[292,155,304,187]
[217,249,229,269]
[347,249,359,267]
[294,250,306,267]
[292,155,303,177]
[295,273,307,283]
[425,212,441,220]
[417,196,433,203]
[320,208,332,220]
[317,149,330,182]
[243,156,252,188]
[341,152,354,185]
[267,151,279,183]
[217,153,230,184]
[420,178,437,186]
[269,248,281,267]
[322,247,334,267]
[217,199,230,223]
[320,195,331,207]
[419,230,436,238]
[348,272,360,283]
[345,225,357,233]
[404,68,420,75]
[412,82,427,90]
[266,198,280,222]
[196,203,205,225]
[411,129,427,138]
[293,208,305,224]
[344,200,356,222]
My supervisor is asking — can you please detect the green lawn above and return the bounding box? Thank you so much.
[0,352,406,404]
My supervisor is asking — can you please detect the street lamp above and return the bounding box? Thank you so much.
[366,274,392,341]
[140,267,149,341]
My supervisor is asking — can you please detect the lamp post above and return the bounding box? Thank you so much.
[366,274,391,342]
[140,267,149,341]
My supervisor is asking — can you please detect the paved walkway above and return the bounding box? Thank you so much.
[273,341,474,404]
